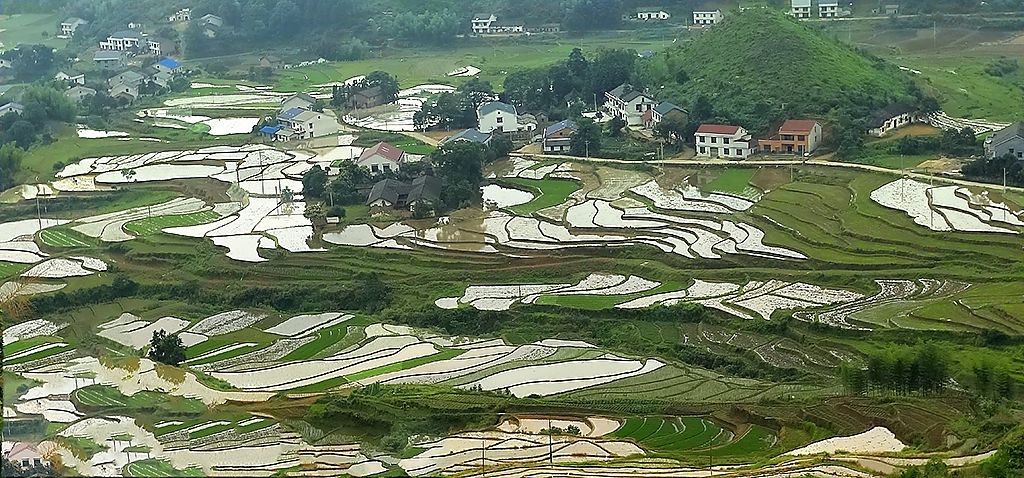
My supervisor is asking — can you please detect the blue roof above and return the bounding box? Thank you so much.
[544,119,578,137]
[279,107,306,120]
[260,125,283,135]
[158,58,181,69]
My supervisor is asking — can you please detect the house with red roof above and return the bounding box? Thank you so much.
[758,119,823,155]
[5,442,48,469]
[694,124,756,159]
[356,142,407,174]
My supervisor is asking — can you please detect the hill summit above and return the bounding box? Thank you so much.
[641,9,922,133]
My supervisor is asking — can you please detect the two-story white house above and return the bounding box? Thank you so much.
[604,84,656,127]
[477,101,520,134]
[356,142,407,174]
[60,18,88,38]
[99,31,142,51]
[790,0,812,19]
[695,124,756,160]
[637,8,671,20]
[472,13,497,34]
[263,107,340,142]
[693,10,723,26]
[168,8,192,22]
[819,1,840,18]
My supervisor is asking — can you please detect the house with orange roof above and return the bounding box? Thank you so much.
[758,119,823,155]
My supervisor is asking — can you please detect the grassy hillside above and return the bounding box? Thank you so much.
[641,9,921,133]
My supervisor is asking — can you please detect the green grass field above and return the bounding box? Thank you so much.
[0,261,28,279]
[122,458,205,477]
[38,227,94,248]
[503,177,581,215]
[0,14,68,49]
[611,416,765,453]
[124,211,221,236]
[705,169,762,200]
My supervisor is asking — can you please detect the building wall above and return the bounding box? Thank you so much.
[479,111,518,133]
[695,132,753,159]
[987,137,1024,159]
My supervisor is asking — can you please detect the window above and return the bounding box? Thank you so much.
[699,146,706,153]
[371,164,379,173]
[710,137,717,144]
[496,116,503,124]
[1018,152,1023,158]
[723,138,730,144]
[798,135,805,141]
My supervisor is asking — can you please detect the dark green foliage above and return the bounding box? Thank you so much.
[962,153,1024,187]
[563,0,623,31]
[488,133,514,159]
[839,344,950,397]
[985,57,1020,77]
[607,116,626,137]
[896,459,950,478]
[430,141,486,210]
[0,85,76,151]
[0,44,56,81]
[637,9,922,134]
[328,161,373,204]
[0,144,25,191]
[302,165,328,199]
[895,128,982,157]
[569,118,601,157]
[982,427,1024,478]
[502,47,634,114]
[148,330,186,366]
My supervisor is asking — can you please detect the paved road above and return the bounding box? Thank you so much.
[509,152,1024,194]
[805,11,1024,22]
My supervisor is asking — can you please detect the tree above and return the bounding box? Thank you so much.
[654,113,688,146]
[570,118,601,157]
[459,77,495,110]
[148,330,185,366]
[365,71,400,102]
[302,165,328,198]
[0,144,23,190]
[607,116,626,137]
[488,133,514,159]
[328,162,372,204]
[982,428,1024,478]
[430,141,486,210]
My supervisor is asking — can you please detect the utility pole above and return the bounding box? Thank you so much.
[548,419,553,465]
[585,140,590,159]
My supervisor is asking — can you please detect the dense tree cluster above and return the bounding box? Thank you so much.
[895,127,983,157]
[331,71,401,107]
[839,345,950,396]
[962,153,1024,187]
[0,45,58,81]
[148,330,186,366]
[414,78,494,130]
[502,48,635,116]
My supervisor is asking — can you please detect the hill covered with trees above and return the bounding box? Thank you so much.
[634,9,929,135]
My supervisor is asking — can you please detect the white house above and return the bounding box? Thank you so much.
[60,17,88,38]
[604,84,656,127]
[0,102,25,116]
[262,107,339,142]
[99,31,142,51]
[867,104,918,137]
[356,142,407,174]
[169,8,192,22]
[6,443,47,469]
[55,71,86,85]
[471,13,497,34]
[695,124,756,159]
[66,85,97,103]
[542,120,578,153]
[819,0,840,18]
[477,101,520,134]
[693,10,723,25]
[790,0,812,19]
[280,92,317,112]
[637,8,671,20]
[94,50,126,69]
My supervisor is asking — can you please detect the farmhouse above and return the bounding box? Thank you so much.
[66,86,97,103]
[5,442,47,469]
[262,107,340,141]
[357,142,407,173]
[169,8,192,22]
[94,50,126,69]
[110,82,139,103]
[471,13,525,34]
[637,8,671,20]
[695,124,756,159]
[147,38,177,57]
[109,70,145,88]
[347,87,387,109]
[693,10,723,25]
[758,119,823,155]
[605,84,656,127]
[867,103,918,137]
[472,13,497,34]
[790,0,812,19]
[99,31,143,51]
[478,101,521,134]
[55,71,86,85]
[542,119,578,153]
[0,102,25,116]
[366,176,441,212]
[984,123,1024,160]
[441,128,492,146]
[884,4,900,15]
[281,92,317,112]
[819,0,840,18]
[60,17,88,38]
[200,14,224,37]
[644,101,688,129]
[153,58,181,75]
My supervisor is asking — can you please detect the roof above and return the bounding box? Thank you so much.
[63,17,87,25]
[606,84,652,102]
[352,86,383,99]
[473,13,495,20]
[94,50,124,61]
[654,101,686,116]
[544,119,578,137]
[366,176,441,206]
[284,92,316,105]
[818,0,840,5]
[359,142,406,163]
[0,102,25,112]
[779,119,819,134]
[442,128,492,144]
[697,124,741,135]
[260,125,283,135]
[292,109,323,122]
[278,107,307,120]
[478,101,516,117]
[987,122,1024,147]
[694,9,722,13]
[867,103,916,128]
[637,7,667,13]
[110,30,141,40]
[791,0,812,7]
[111,70,145,84]
[66,86,97,95]
[7,442,40,459]
[157,58,181,69]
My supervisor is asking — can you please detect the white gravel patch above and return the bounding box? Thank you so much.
[434,297,459,309]
[190,310,266,336]
[95,164,224,183]
[203,117,260,135]
[265,313,346,337]
[447,65,481,77]
[15,398,81,422]
[3,319,65,346]
[21,257,98,278]
[0,281,67,302]
[77,127,129,138]
[0,218,68,242]
[871,179,951,231]
[630,181,731,213]
[482,184,534,208]
[267,226,324,253]
[786,427,906,455]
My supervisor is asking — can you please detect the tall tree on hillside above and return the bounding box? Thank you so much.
[431,142,485,209]
[365,71,400,102]
[302,165,328,198]
[0,144,25,190]
[569,119,601,157]
[588,49,636,99]
[149,330,186,366]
